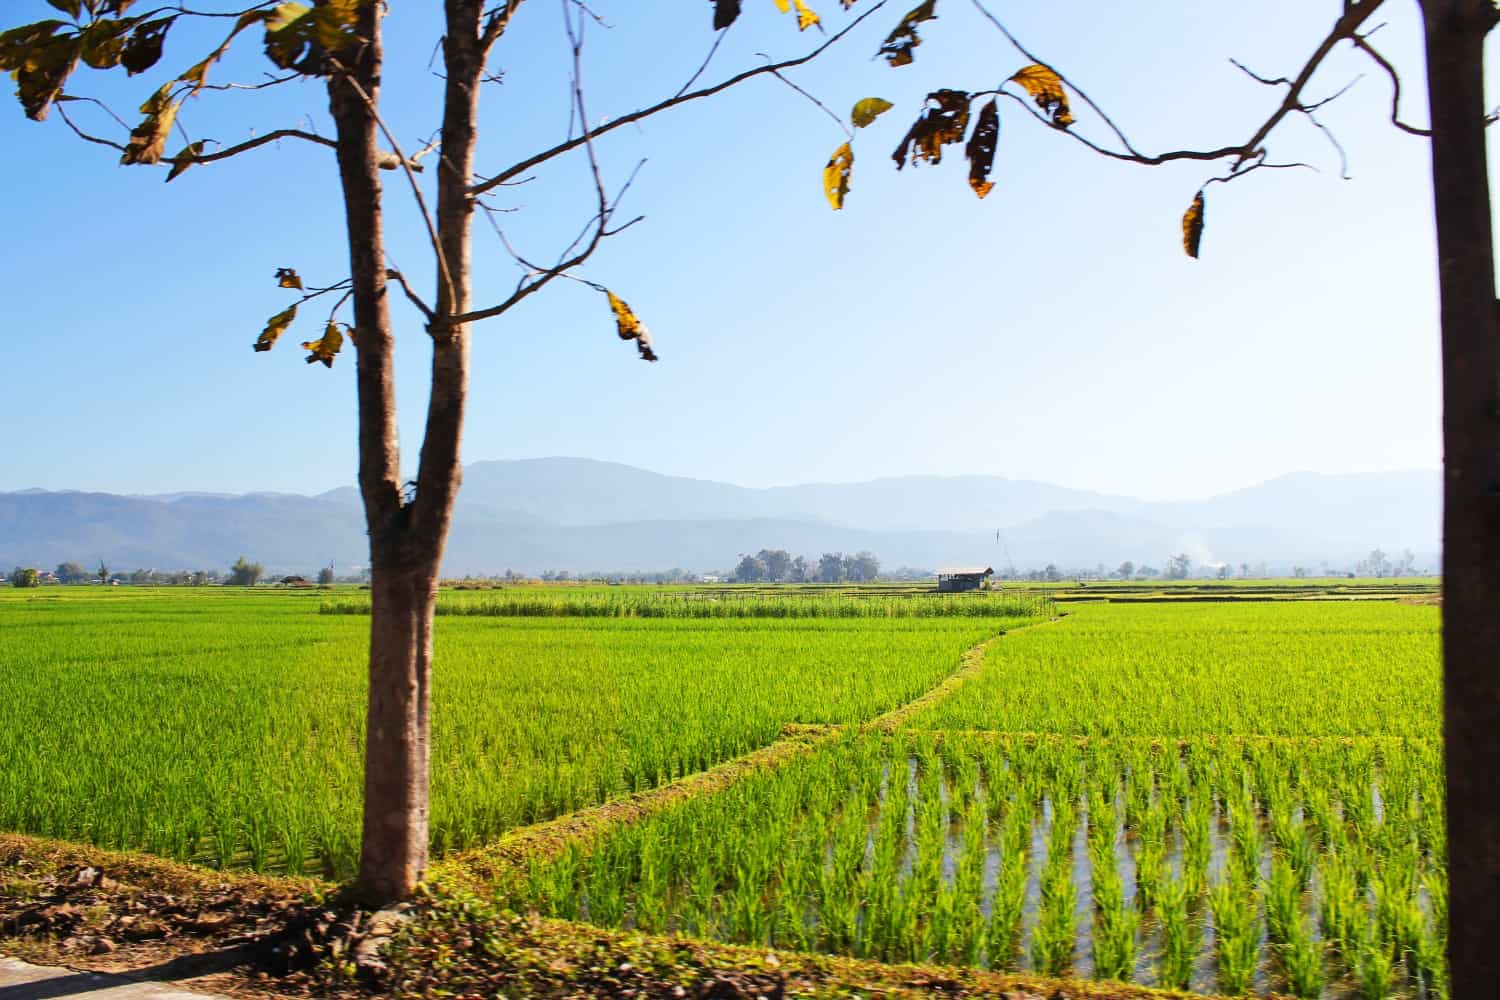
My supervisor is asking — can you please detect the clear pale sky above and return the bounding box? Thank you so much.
[1,1,1475,501]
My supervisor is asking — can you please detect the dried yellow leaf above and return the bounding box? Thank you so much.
[301,320,344,367]
[1182,191,1205,259]
[120,99,179,165]
[606,290,658,362]
[254,304,297,353]
[851,97,894,128]
[771,0,790,11]
[823,141,853,210]
[1010,63,1073,128]
[792,0,820,30]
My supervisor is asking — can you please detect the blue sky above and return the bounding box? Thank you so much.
[0,1,1471,500]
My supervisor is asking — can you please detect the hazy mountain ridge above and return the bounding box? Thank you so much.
[0,459,1440,575]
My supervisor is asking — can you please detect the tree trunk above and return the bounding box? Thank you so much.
[326,0,488,904]
[326,2,437,903]
[1420,2,1500,995]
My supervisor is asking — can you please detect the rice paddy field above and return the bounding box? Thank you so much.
[0,583,1443,998]
[0,586,1045,876]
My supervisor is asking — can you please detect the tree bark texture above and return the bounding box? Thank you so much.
[327,1,435,903]
[1421,2,1500,995]
[327,0,487,903]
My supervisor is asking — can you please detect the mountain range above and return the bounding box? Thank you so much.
[0,458,1441,576]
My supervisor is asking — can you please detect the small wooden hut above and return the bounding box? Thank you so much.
[936,566,994,592]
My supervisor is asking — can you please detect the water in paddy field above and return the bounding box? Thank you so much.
[542,735,1446,1000]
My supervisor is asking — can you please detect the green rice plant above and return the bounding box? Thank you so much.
[1133,800,1167,912]
[1411,915,1448,1000]
[1281,912,1325,1000]
[986,801,1031,971]
[1319,850,1359,956]
[1264,855,1302,947]
[1355,930,1396,1000]
[1089,835,1138,983]
[1209,872,1260,996]
[1156,874,1196,991]
[1032,860,1078,977]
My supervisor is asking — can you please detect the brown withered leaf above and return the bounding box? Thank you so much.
[275,267,304,290]
[606,290,658,362]
[823,141,853,210]
[121,95,179,165]
[79,17,134,69]
[254,304,297,353]
[301,321,344,367]
[892,88,968,169]
[1009,63,1073,128]
[165,140,204,182]
[850,97,893,128]
[0,21,83,120]
[712,0,741,30]
[262,1,357,75]
[792,0,820,30]
[878,0,936,67]
[1182,190,1205,258]
[120,16,171,75]
[964,97,998,198]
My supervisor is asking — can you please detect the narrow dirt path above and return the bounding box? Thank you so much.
[0,957,232,1000]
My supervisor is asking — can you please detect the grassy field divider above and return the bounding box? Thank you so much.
[432,724,846,893]
[867,616,1065,733]
[897,729,1440,752]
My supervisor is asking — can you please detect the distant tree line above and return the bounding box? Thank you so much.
[732,549,881,584]
[2,556,346,588]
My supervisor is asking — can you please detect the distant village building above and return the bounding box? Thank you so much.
[936,566,994,593]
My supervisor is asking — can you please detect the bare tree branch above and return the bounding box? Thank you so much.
[385,267,436,321]
[1351,32,1433,136]
[970,0,1145,158]
[481,0,525,54]
[58,96,338,168]
[453,1,633,326]
[971,0,1390,175]
[469,0,891,196]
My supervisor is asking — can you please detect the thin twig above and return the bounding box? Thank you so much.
[452,0,626,326]
[1305,108,1351,179]
[1230,58,1293,88]
[469,0,890,196]
[385,268,437,321]
[335,69,455,312]
[768,66,853,139]
[976,0,1386,176]
[1350,33,1432,137]
[675,25,732,99]
[970,0,1144,158]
